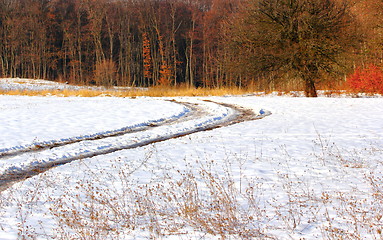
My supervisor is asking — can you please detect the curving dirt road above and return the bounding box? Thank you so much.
[0,99,270,191]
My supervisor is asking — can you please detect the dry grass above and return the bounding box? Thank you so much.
[5,141,381,239]
[2,78,374,98]
[46,160,267,239]
[1,87,366,98]
[0,86,254,98]
[0,89,106,97]
[1,123,382,239]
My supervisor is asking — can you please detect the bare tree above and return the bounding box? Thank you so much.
[226,0,359,96]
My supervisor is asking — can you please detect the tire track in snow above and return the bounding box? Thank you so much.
[0,100,192,159]
[0,100,270,191]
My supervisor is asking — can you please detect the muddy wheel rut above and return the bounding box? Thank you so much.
[0,100,270,191]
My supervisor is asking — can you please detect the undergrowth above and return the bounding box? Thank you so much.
[347,65,383,94]
[0,87,253,98]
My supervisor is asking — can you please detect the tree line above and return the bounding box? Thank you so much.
[0,0,382,95]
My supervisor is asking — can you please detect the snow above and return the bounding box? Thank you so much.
[0,78,106,92]
[0,96,188,151]
[0,79,382,239]
[0,96,236,175]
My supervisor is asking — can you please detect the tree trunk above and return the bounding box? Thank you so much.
[304,79,318,97]
[188,17,195,88]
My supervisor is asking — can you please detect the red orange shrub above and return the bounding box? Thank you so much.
[347,65,383,94]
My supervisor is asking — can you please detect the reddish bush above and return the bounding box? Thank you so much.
[347,65,383,94]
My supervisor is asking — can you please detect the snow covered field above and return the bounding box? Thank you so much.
[0,78,100,92]
[0,96,188,151]
[0,79,382,239]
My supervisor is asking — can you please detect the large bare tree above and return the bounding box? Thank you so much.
[226,0,359,96]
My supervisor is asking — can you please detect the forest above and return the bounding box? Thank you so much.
[0,0,382,95]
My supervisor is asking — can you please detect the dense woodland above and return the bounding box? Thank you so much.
[0,0,383,95]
